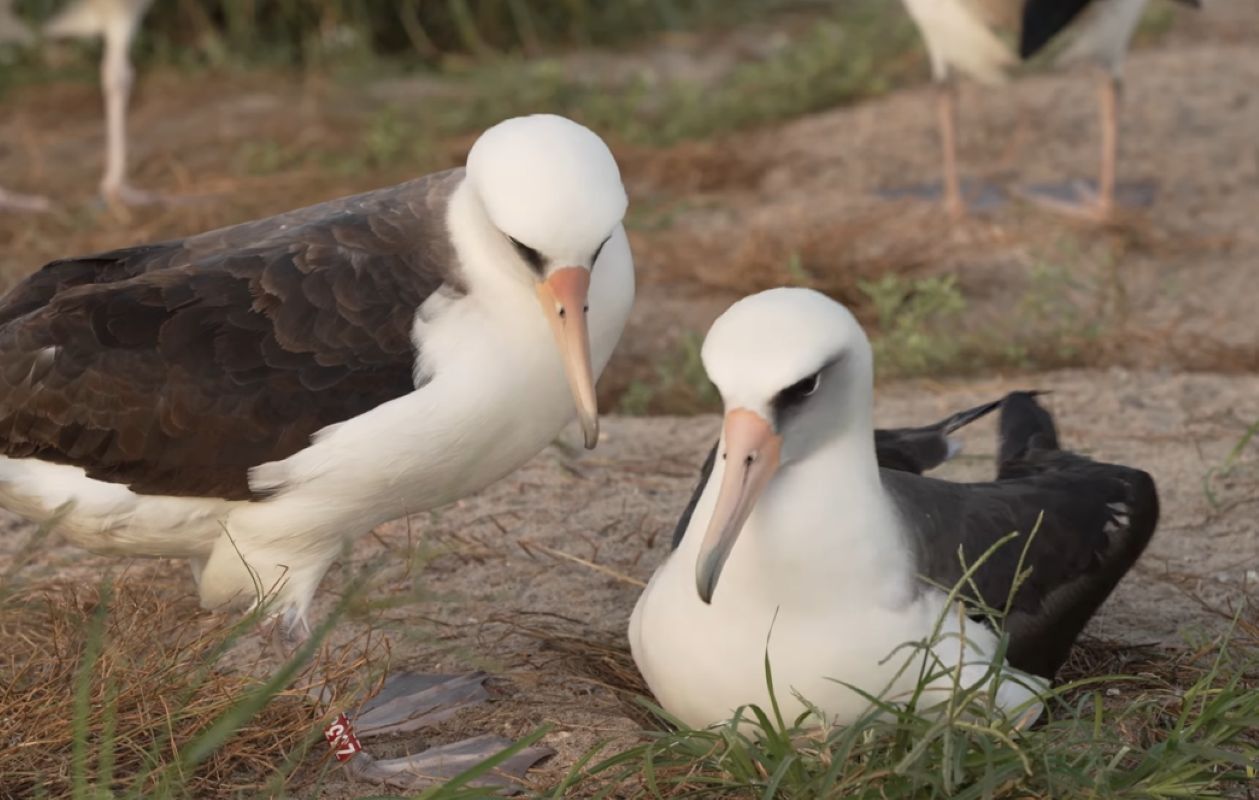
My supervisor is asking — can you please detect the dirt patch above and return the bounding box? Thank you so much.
[2,369,1255,795]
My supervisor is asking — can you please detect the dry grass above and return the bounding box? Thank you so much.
[488,578,1259,784]
[0,564,389,799]
[527,606,1259,799]
[641,204,957,307]
[487,611,653,729]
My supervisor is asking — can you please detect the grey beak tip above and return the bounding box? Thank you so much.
[696,576,716,605]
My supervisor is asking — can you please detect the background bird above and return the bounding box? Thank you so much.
[900,0,1200,220]
[45,0,158,207]
[631,288,1158,730]
[0,0,157,211]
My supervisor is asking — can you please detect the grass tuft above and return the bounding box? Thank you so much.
[551,620,1258,799]
[0,564,388,799]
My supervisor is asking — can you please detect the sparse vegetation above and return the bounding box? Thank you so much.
[852,246,1128,382]
[550,627,1259,799]
[5,2,918,148]
[537,549,1259,800]
[0,510,403,800]
[1203,417,1259,511]
[618,332,718,415]
[861,273,968,377]
[0,574,332,798]
[14,554,1252,800]
[12,0,798,69]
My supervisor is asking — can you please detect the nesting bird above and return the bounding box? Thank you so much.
[900,0,1200,220]
[630,288,1158,729]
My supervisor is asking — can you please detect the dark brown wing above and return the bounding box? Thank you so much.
[0,170,465,499]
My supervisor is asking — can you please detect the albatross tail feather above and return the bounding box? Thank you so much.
[874,394,1009,475]
[933,395,1005,464]
[940,396,1004,435]
[997,391,1060,469]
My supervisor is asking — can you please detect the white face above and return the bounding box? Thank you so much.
[702,287,872,462]
[463,114,629,450]
[466,113,628,275]
[693,287,874,603]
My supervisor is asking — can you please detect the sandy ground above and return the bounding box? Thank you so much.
[0,2,1257,795]
[2,369,1256,795]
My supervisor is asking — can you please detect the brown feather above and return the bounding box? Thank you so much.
[0,170,466,499]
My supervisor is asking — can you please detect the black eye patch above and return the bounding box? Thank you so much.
[591,234,612,267]
[508,236,545,273]
[773,372,821,419]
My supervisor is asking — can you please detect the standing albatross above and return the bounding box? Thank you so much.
[900,0,1200,221]
[630,288,1158,729]
[0,113,631,781]
[0,111,630,630]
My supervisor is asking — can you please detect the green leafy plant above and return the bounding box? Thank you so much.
[860,273,967,377]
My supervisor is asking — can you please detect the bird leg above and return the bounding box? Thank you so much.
[338,671,554,791]
[1018,72,1125,222]
[98,22,165,210]
[353,672,493,738]
[936,80,966,220]
[0,185,52,213]
[1096,73,1120,221]
[267,607,313,662]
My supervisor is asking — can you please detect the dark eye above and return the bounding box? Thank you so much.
[774,371,821,413]
[591,235,611,267]
[508,236,545,273]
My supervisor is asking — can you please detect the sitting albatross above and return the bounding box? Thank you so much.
[630,288,1158,729]
[0,113,632,784]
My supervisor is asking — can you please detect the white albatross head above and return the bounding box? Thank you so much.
[465,114,628,448]
[695,287,876,603]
